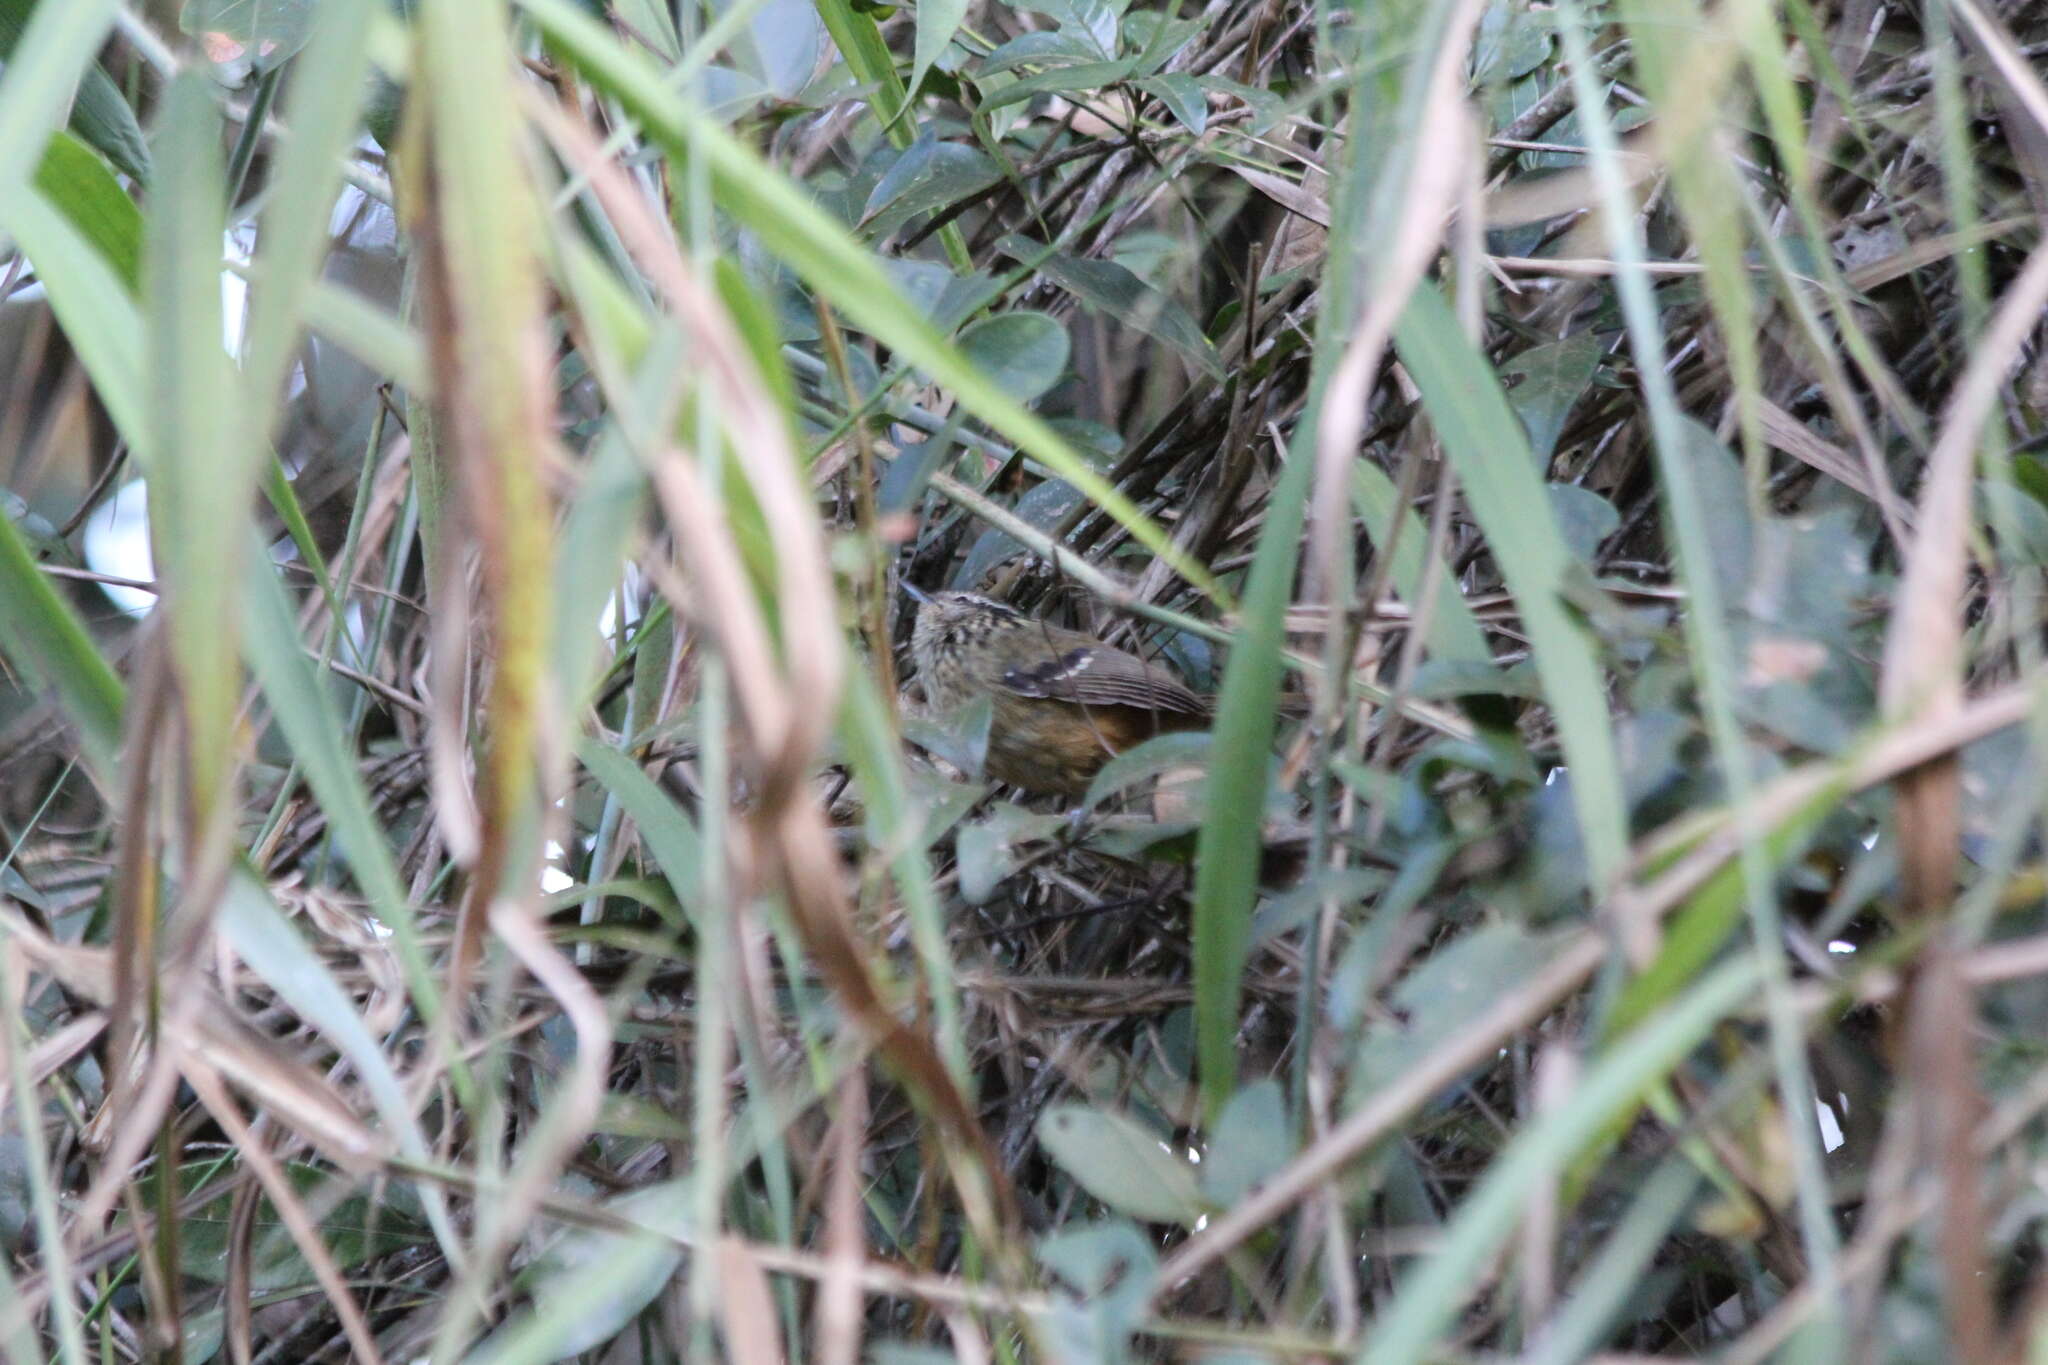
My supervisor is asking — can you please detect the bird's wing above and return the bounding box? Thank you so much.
[998,644,1210,716]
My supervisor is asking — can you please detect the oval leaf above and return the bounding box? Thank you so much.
[1083,730,1212,808]
[1546,482,1620,560]
[1136,73,1206,134]
[956,310,1070,403]
[1351,923,1558,1103]
[998,234,1223,377]
[861,131,1001,231]
[1202,1078,1290,1205]
[468,1181,693,1363]
[1502,333,1603,465]
[955,803,1064,904]
[1036,1104,1206,1225]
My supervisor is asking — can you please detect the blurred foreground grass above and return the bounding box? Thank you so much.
[1,1,2048,1361]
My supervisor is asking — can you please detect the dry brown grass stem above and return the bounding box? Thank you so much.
[533,90,1023,1259]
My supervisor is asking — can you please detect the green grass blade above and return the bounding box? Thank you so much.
[33,129,140,289]
[838,670,967,1083]
[239,553,443,1029]
[145,72,241,797]
[302,277,430,393]
[1351,461,1491,664]
[0,508,124,769]
[215,868,465,1262]
[238,1,375,436]
[573,736,705,921]
[1520,1156,1702,1365]
[1557,1,1845,1303]
[1393,283,1629,890]
[1190,443,1312,1117]
[0,0,118,198]
[3,188,146,445]
[1358,955,1761,1365]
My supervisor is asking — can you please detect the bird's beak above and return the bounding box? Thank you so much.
[901,581,935,606]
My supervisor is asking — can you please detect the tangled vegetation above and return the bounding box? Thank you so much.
[3,0,2048,1360]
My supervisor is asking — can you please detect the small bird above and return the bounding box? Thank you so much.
[906,585,1210,797]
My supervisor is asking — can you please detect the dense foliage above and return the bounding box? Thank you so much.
[2,0,2048,1360]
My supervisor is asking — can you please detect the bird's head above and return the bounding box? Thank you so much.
[904,585,1033,662]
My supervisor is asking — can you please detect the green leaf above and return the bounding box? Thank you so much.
[1502,332,1603,464]
[859,131,1001,231]
[303,279,430,395]
[0,0,120,199]
[901,694,992,783]
[574,737,706,922]
[468,1181,694,1365]
[714,255,797,416]
[1351,923,1558,1102]
[742,0,823,98]
[955,803,1064,904]
[1601,772,1842,1042]
[1190,426,1308,1119]
[1350,461,1491,664]
[1986,478,2048,564]
[686,64,772,125]
[877,431,956,516]
[523,0,1221,600]
[1546,482,1620,560]
[1194,72,1283,133]
[956,310,1070,403]
[909,0,966,99]
[976,57,1136,112]
[1250,866,1389,946]
[240,555,439,1019]
[979,28,1102,76]
[1681,421,1752,604]
[238,0,375,448]
[1394,282,1628,890]
[1135,72,1205,134]
[149,1156,433,1292]
[885,257,1003,333]
[955,477,1083,588]
[0,0,151,184]
[838,670,972,1079]
[62,61,150,184]
[1035,1105,1206,1225]
[146,73,242,786]
[1081,730,1214,809]
[3,188,146,444]
[1016,0,1118,56]
[610,0,679,60]
[1474,5,1553,83]
[1125,12,1203,73]
[1359,956,1760,1364]
[216,871,452,1194]
[1201,1078,1289,1205]
[1519,1158,1700,1365]
[0,498,124,770]
[32,130,139,290]
[2012,452,2048,510]
[998,234,1223,377]
[1035,1220,1156,1361]
[550,331,670,702]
